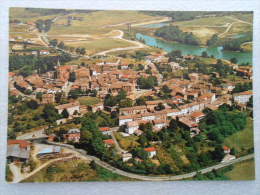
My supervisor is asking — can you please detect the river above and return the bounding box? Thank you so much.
[136,33,252,65]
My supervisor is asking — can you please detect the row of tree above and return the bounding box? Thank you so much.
[155,26,200,45]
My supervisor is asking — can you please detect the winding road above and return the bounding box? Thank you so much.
[93,30,147,56]
[31,142,254,182]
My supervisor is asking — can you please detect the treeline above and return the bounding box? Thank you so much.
[207,32,253,51]
[232,82,252,93]
[143,11,252,22]
[9,53,72,76]
[155,26,200,45]
[25,8,96,16]
[49,39,86,55]
[35,19,53,33]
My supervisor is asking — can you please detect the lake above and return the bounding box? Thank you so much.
[136,33,252,65]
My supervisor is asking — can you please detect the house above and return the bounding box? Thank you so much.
[233,91,252,104]
[198,93,216,103]
[99,127,111,135]
[89,102,104,113]
[119,105,147,116]
[144,147,156,158]
[223,146,231,154]
[42,93,55,104]
[146,100,163,111]
[119,115,134,126]
[122,152,133,162]
[153,119,167,131]
[126,121,139,134]
[103,139,115,147]
[64,128,80,143]
[190,111,205,123]
[56,118,67,125]
[7,140,31,162]
[178,117,198,130]
[55,101,80,116]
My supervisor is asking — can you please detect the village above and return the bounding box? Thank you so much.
[6,9,254,182]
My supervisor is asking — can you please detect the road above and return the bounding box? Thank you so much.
[43,142,254,181]
[93,30,147,56]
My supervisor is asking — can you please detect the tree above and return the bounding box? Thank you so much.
[119,98,133,108]
[61,109,69,118]
[167,50,182,59]
[201,51,208,58]
[26,99,39,109]
[207,34,219,46]
[137,64,144,71]
[49,39,58,47]
[230,57,238,64]
[57,41,65,49]
[80,48,86,55]
[42,104,59,123]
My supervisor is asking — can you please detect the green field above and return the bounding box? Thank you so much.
[174,14,253,44]
[225,159,255,180]
[66,38,135,55]
[78,96,100,106]
[224,117,254,154]
[49,11,161,35]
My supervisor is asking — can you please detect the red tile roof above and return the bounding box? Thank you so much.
[103,139,115,145]
[100,127,110,131]
[144,147,156,152]
[8,140,30,149]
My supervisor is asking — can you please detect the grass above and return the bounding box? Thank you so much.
[241,42,252,52]
[224,117,254,154]
[114,132,140,150]
[156,146,179,171]
[65,38,135,55]
[78,96,100,106]
[225,159,255,180]
[174,14,253,45]
[48,10,160,35]
[23,159,132,182]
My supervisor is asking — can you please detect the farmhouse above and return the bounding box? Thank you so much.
[144,147,157,158]
[64,128,80,143]
[7,140,31,162]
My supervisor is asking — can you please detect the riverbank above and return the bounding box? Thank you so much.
[135,32,252,65]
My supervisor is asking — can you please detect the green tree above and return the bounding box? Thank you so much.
[42,104,59,123]
[49,39,58,47]
[61,109,69,118]
[26,99,39,109]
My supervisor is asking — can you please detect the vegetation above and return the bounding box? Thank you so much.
[224,159,255,180]
[137,76,158,89]
[155,26,200,45]
[200,105,247,144]
[9,53,72,76]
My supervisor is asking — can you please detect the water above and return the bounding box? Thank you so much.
[141,22,171,28]
[136,33,252,65]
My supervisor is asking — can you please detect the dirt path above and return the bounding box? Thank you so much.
[15,155,76,183]
[93,30,147,56]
